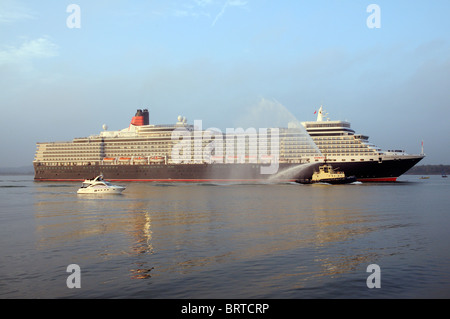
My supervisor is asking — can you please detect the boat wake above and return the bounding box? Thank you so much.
[0,185,27,188]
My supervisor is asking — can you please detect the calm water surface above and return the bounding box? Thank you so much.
[1,174,449,298]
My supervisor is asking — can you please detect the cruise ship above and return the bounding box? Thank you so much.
[33,107,424,182]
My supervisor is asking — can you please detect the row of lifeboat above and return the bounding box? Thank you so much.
[102,155,276,163]
[103,156,165,163]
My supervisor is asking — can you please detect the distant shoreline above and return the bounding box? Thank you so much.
[0,164,448,176]
[404,164,449,175]
[0,166,34,175]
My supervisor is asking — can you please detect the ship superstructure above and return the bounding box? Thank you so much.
[302,106,382,158]
[301,106,424,181]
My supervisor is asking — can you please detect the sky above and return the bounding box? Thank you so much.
[0,0,449,167]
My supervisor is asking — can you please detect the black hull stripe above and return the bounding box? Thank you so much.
[34,157,424,182]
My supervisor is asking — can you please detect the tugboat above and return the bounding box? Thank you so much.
[297,164,357,185]
[77,175,126,194]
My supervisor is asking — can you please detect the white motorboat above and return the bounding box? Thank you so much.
[77,175,125,194]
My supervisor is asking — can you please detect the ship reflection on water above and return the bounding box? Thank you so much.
[31,179,412,298]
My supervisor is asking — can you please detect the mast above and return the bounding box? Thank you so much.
[316,105,329,122]
[317,106,323,121]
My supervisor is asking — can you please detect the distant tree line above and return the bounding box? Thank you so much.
[406,165,450,175]
[0,166,34,175]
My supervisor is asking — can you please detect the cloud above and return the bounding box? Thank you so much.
[140,1,248,25]
[0,0,35,24]
[171,0,213,19]
[0,37,59,66]
[194,0,214,6]
[212,0,248,27]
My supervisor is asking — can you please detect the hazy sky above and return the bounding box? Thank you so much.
[1,0,449,167]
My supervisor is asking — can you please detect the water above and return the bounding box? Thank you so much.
[1,174,450,299]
